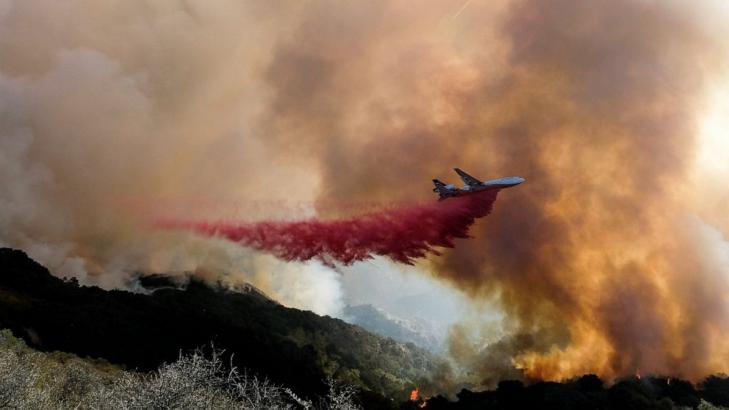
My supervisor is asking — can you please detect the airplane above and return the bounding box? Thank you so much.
[433,168,524,200]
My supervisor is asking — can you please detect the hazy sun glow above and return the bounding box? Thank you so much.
[696,79,729,177]
[690,74,729,235]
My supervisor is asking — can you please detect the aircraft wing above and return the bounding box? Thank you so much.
[454,168,482,186]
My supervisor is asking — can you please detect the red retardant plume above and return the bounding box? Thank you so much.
[158,191,499,266]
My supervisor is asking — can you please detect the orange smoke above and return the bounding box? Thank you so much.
[259,0,729,386]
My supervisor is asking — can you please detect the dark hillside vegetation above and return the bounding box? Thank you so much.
[0,248,436,405]
[402,375,729,410]
[4,248,729,409]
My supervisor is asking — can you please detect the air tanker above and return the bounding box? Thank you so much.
[433,168,524,200]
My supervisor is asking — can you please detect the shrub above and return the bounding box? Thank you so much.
[0,329,361,409]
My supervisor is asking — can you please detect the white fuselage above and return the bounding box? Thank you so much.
[442,176,525,199]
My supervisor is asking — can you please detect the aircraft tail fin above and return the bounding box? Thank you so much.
[433,180,455,200]
[432,179,447,193]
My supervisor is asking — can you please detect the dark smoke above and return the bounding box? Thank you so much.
[160,191,498,266]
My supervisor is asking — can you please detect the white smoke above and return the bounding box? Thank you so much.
[0,1,339,312]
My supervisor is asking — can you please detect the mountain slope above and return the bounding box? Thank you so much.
[0,248,437,401]
[342,304,441,352]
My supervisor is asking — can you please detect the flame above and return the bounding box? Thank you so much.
[410,388,419,401]
[636,369,641,380]
[419,402,428,408]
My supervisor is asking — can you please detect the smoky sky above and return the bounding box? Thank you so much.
[259,0,729,384]
[2,0,729,386]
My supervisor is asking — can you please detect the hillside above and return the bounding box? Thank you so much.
[0,328,361,409]
[0,248,437,403]
[405,376,729,410]
[342,304,441,352]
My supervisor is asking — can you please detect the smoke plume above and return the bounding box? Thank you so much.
[160,191,498,265]
[256,0,729,385]
[2,0,729,387]
[0,0,338,311]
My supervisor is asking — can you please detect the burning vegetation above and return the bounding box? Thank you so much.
[402,376,729,410]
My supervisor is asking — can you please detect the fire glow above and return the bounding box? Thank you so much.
[409,388,428,408]
[158,191,499,266]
